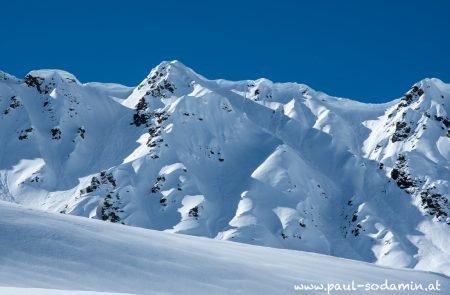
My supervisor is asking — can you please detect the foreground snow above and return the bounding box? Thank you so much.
[0,288,131,295]
[0,202,448,295]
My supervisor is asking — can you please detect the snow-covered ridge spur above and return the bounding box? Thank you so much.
[0,61,449,276]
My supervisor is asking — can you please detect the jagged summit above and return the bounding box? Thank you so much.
[0,63,449,276]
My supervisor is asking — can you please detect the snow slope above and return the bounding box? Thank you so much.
[0,289,131,295]
[0,201,448,295]
[0,61,449,275]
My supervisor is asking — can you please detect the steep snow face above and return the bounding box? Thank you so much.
[0,202,448,295]
[0,61,449,275]
[364,79,450,221]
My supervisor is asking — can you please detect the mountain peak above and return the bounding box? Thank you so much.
[149,60,205,83]
[26,69,80,84]
[23,69,80,94]
[128,60,202,105]
[1,63,450,276]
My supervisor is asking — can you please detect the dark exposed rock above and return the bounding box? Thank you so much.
[390,154,414,190]
[51,128,61,140]
[145,111,168,148]
[142,67,176,99]
[443,118,450,128]
[18,128,33,140]
[79,171,117,196]
[420,189,449,219]
[221,103,233,112]
[136,97,147,111]
[131,97,150,127]
[397,85,424,109]
[434,115,443,122]
[388,155,449,221]
[351,224,362,236]
[9,96,21,109]
[188,206,199,218]
[391,121,411,142]
[24,74,44,93]
[77,127,86,139]
[152,174,165,194]
[100,192,123,223]
[132,113,150,127]
[80,176,101,195]
[100,171,117,187]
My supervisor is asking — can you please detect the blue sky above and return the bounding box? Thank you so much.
[1,0,449,102]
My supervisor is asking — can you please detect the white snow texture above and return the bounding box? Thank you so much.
[0,61,449,293]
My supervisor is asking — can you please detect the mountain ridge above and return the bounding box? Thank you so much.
[0,61,449,275]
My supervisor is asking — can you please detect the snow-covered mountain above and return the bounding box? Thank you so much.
[1,201,448,295]
[0,61,449,275]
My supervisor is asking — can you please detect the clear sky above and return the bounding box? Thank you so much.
[1,0,449,102]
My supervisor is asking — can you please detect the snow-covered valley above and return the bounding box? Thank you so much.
[0,61,449,286]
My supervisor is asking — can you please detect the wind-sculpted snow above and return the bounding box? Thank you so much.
[0,61,449,275]
[0,202,448,295]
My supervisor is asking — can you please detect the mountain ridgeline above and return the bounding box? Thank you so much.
[0,61,449,275]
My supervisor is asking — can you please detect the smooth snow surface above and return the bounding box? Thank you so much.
[0,202,448,295]
[0,288,132,295]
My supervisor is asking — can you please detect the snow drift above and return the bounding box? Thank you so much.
[0,201,448,294]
